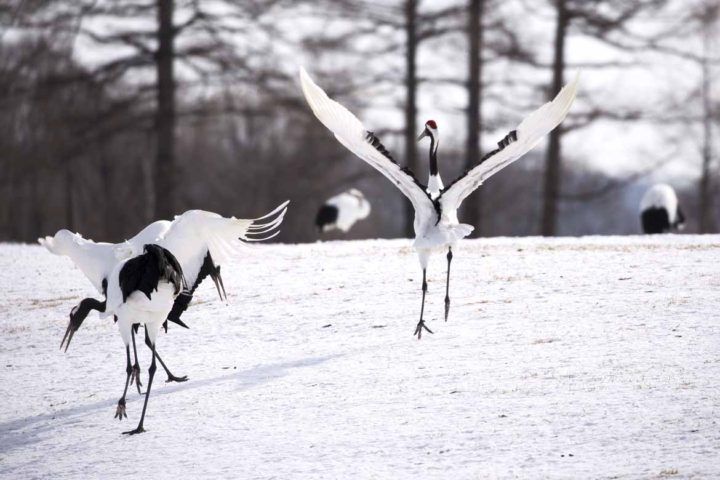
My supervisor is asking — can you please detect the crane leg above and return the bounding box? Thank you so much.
[130,328,143,394]
[123,340,156,435]
[444,247,453,322]
[413,269,433,340]
[114,345,131,420]
[144,328,187,383]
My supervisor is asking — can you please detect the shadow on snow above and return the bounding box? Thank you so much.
[0,353,342,458]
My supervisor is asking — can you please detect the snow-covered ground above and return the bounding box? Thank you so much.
[1,236,719,479]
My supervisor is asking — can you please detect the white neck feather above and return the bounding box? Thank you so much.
[427,174,443,199]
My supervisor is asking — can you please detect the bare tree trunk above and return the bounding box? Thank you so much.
[65,157,75,231]
[699,14,715,233]
[464,0,485,236]
[6,169,18,239]
[540,0,568,236]
[100,150,112,237]
[154,0,176,219]
[31,171,42,240]
[404,0,418,238]
[143,130,156,223]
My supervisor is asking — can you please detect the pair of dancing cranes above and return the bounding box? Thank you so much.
[45,68,578,434]
[43,205,288,434]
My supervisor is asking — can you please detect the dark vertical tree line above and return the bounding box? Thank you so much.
[0,0,716,243]
[404,0,419,238]
[541,0,568,236]
[464,0,485,235]
[155,0,176,219]
[697,1,718,233]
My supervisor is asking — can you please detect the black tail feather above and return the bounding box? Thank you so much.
[165,251,225,329]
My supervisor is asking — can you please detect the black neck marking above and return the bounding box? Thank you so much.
[365,130,442,221]
[70,297,106,329]
[166,251,224,330]
[429,136,438,176]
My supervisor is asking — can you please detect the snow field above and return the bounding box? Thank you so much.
[1,236,719,479]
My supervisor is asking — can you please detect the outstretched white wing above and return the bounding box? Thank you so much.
[39,231,116,294]
[300,67,437,222]
[103,201,290,316]
[440,74,579,213]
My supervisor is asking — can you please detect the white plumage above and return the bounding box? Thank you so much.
[300,66,578,338]
[639,184,685,233]
[640,184,679,222]
[51,201,289,434]
[42,220,189,393]
[39,220,170,294]
[105,260,179,350]
[317,188,371,233]
[103,202,289,319]
[104,201,288,348]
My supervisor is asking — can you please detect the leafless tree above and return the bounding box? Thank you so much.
[464,0,485,234]
[539,0,671,236]
[697,1,718,232]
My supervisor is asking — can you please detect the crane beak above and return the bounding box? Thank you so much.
[417,128,429,141]
[60,319,76,352]
[60,303,85,352]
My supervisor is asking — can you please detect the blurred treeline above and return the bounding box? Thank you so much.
[0,0,717,243]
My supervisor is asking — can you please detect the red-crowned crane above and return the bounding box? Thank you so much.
[316,188,371,233]
[57,202,288,434]
[300,67,578,338]
[40,221,191,385]
[639,184,685,234]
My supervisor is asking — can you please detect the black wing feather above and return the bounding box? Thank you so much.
[366,131,441,219]
[119,244,187,303]
[441,130,518,193]
[165,251,224,330]
[366,131,429,194]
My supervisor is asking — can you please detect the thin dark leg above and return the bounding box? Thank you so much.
[413,269,433,340]
[114,345,131,420]
[444,247,453,322]
[130,328,143,394]
[123,341,156,435]
[145,328,187,383]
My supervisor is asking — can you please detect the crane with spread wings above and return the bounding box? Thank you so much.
[300,67,578,339]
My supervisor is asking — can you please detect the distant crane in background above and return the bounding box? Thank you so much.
[639,184,685,234]
[316,189,371,233]
[300,67,578,339]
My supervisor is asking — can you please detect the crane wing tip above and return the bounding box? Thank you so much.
[563,71,581,100]
[299,66,314,89]
[549,71,580,122]
[299,66,316,103]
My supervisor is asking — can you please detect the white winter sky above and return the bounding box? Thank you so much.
[65,0,719,186]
